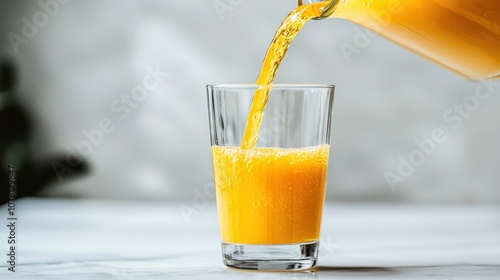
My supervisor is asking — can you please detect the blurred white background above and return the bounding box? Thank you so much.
[1,0,499,203]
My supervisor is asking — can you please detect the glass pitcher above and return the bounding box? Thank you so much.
[300,0,500,81]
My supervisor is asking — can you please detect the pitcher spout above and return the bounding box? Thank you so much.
[298,0,337,18]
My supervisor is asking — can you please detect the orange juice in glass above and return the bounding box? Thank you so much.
[207,84,334,270]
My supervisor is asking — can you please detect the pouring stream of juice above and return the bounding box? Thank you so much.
[240,3,328,149]
[241,0,500,149]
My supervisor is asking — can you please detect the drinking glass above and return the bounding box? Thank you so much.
[207,84,335,271]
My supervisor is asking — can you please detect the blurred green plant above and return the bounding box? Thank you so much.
[0,59,88,205]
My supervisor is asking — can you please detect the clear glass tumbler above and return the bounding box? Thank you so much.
[207,84,335,271]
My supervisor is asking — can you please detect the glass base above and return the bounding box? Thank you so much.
[221,241,319,271]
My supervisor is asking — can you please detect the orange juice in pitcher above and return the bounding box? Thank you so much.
[301,0,500,80]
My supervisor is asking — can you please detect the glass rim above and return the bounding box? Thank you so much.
[207,84,335,90]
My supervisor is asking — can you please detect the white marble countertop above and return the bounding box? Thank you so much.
[0,199,499,279]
